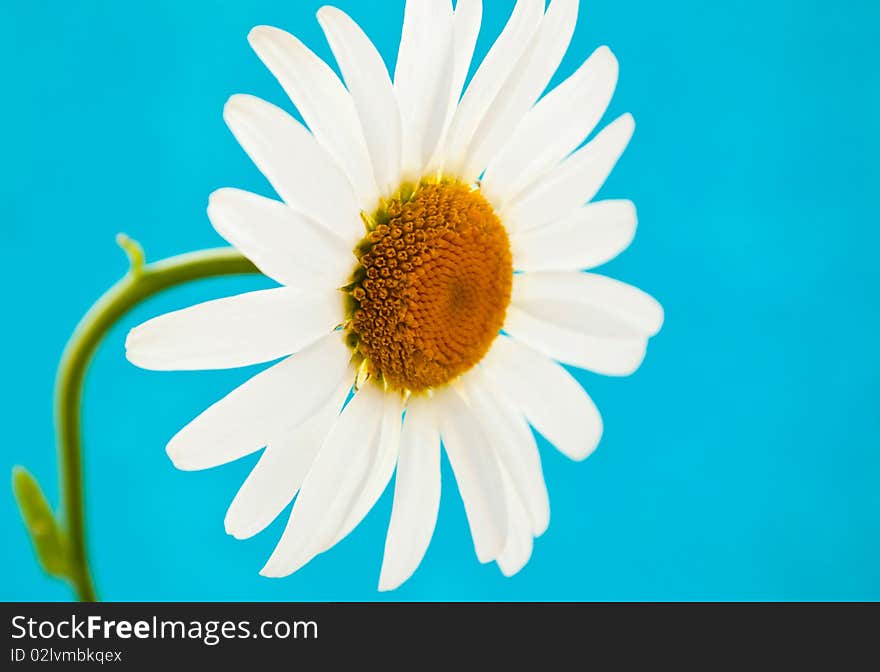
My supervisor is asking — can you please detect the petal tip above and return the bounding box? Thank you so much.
[222,94,249,123]
[474,538,503,564]
[563,406,603,461]
[247,25,274,44]
[594,44,619,71]
[581,431,603,461]
[497,544,532,577]
[650,301,666,336]
[497,561,523,578]
[207,187,233,210]
[165,443,192,472]
[259,554,287,578]
[260,543,316,579]
[595,44,613,58]
[164,428,210,472]
[223,510,249,540]
[377,573,399,593]
[618,341,648,376]
[123,328,139,361]
[316,5,342,23]
[123,326,159,371]
[534,514,550,538]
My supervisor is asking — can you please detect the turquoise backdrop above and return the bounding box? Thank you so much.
[2,0,878,600]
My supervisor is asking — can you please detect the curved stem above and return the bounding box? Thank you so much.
[55,237,257,601]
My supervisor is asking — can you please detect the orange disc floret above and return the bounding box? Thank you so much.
[345,180,512,393]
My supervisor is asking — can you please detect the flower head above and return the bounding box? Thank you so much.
[126,0,663,590]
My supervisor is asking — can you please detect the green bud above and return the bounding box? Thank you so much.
[12,467,69,579]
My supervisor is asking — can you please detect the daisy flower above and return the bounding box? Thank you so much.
[126,0,663,591]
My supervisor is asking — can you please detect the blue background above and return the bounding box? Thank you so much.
[2,0,878,601]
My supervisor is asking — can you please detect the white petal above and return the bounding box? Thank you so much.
[164,333,352,471]
[461,0,579,181]
[463,370,550,536]
[260,384,384,577]
[505,305,648,375]
[424,0,483,174]
[513,271,664,337]
[125,287,340,371]
[395,0,455,175]
[223,379,351,540]
[447,0,482,111]
[495,469,534,578]
[247,26,378,208]
[437,387,507,563]
[207,188,353,290]
[326,390,404,548]
[510,199,636,272]
[317,7,401,198]
[482,45,618,207]
[503,113,635,234]
[481,335,602,461]
[223,94,362,244]
[441,0,544,176]
[378,396,441,591]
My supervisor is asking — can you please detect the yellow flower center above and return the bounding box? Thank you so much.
[344,179,512,393]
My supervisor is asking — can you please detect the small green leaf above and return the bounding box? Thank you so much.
[12,466,69,579]
[115,233,145,275]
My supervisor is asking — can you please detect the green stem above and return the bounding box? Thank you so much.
[55,236,257,601]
